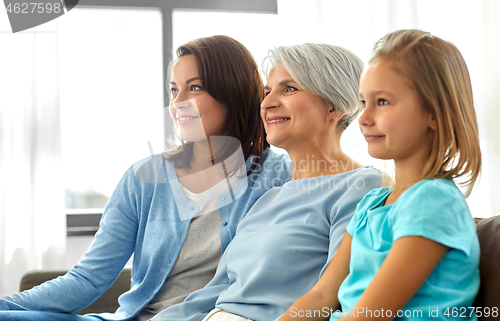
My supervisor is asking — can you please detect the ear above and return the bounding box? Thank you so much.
[327,104,343,124]
[427,113,437,130]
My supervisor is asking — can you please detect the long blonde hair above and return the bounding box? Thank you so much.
[371,29,481,197]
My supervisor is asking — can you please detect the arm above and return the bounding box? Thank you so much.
[278,171,382,321]
[339,236,448,321]
[278,232,352,321]
[0,166,139,312]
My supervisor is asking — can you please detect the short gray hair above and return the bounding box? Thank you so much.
[264,44,364,133]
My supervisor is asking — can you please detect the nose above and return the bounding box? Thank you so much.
[171,101,186,110]
[358,103,373,127]
[261,91,279,111]
[171,92,191,110]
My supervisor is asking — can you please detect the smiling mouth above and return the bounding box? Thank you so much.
[177,115,199,125]
[267,118,290,125]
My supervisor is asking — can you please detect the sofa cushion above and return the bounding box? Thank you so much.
[474,215,500,320]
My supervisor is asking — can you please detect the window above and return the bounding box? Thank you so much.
[58,8,164,211]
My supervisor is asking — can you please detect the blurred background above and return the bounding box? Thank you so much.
[1,0,499,296]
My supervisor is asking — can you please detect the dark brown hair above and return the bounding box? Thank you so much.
[163,35,268,174]
[371,30,481,196]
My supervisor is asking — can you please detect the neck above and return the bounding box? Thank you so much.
[286,138,357,180]
[189,137,224,171]
[392,158,426,195]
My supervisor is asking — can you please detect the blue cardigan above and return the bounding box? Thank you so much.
[0,149,292,320]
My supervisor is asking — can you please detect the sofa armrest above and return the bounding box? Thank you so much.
[474,216,500,320]
[20,268,131,315]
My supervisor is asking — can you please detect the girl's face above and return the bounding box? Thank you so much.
[261,62,333,150]
[169,55,227,141]
[358,61,436,163]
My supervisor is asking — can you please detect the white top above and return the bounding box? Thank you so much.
[180,168,244,217]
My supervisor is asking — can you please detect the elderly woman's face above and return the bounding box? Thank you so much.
[261,62,333,150]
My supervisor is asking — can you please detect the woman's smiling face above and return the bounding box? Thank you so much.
[169,55,227,141]
[261,62,333,150]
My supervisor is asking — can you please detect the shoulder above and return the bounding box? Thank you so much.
[254,148,291,166]
[397,178,467,212]
[327,167,384,218]
[390,179,477,256]
[347,166,383,186]
[248,148,292,179]
[413,178,462,196]
[333,166,383,197]
[320,166,384,205]
[390,179,474,237]
[130,153,167,184]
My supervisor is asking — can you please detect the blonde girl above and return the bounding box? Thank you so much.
[278,29,482,321]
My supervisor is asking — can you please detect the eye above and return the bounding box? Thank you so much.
[190,84,203,91]
[264,91,270,97]
[377,99,389,106]
[285,86,298,93]
[170,87,178,94]
[360,100,366,108]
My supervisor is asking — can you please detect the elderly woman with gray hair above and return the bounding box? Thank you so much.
[152,43,382,321]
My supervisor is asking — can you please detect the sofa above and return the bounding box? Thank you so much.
[473,215,500,320]
[19,215,500,319]
[20,269,131,315]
